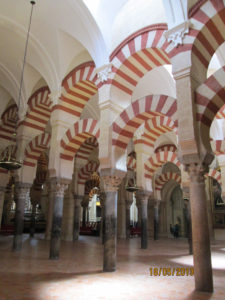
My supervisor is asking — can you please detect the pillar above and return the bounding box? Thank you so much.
[12,183,31,251]
[49,178,68,260]
[45,181,53,240]
[81,195,89,227]
[2,184,13,226]
[187,163,213,292]
[99,192,106,244]
[29,203,36,237]
[154,200,160,240]
[183,186,192,254]
[73,194,82,240]
[125,198,133,239]
[61,188,74,241]
[136,190,151,249]
[101,172,123,272]
[0,186,6,227]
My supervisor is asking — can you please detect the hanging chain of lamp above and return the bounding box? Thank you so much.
[0,1,36,170]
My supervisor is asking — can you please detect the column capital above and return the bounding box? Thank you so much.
[96,63,113,83]
[49,177,70,197]
[185,163,208,183]
[135,189,152,204]
[100,168,125,192]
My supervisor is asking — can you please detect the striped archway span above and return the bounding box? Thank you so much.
[155,144,177,153]
[196,66,225,129]
[144,151,181,179]
[58,62,99,117]
[75,136,98,162]
[78,160,99,185]
[0,104,17,142]
[210,140,225,155]
[167,1,225,80]
[20,86,51,132]
[110,25,171,96]
[60,119,100,161]
[216,103,225,119]
[112,95,177,150]
[206,169,221,185]
[134,116,177,148]
[155,172,181,191]
[23,133,51,167]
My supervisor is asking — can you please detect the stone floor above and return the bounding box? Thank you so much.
[0,234,225,300]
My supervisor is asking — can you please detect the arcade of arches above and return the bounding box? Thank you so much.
[0,0,225,299]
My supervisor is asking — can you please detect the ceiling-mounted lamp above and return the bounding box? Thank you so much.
[125,176,140,193]
[0,1,36,171]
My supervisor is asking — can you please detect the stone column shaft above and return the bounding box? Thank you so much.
[49,179,68,260]
[0,187,5,228]
[73,195,82,240]
[45,184,53,240]
[13,183,31,251]
[188,164,213,292]
[154,201,159,240]
[103,190,117,271]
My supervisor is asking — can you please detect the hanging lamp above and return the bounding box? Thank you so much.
[0,1,36,171]
[125,176,140,193]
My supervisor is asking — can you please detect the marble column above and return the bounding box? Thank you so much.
[125,199,133,239]
[101,174,122,272]
[73,194,83,240]
[61,189,74,241]
[2,185,13,226]
[136,196,141,228]
[136,190,151,249]
[49,179,68,260]
[99,192,106,244]
[45,181,53,240]
[187,164,213,292]
[0,186,6,228]
[81,195,89,227]
[29,203,36,237]
[12,183,31,251]
[154,200,160,240]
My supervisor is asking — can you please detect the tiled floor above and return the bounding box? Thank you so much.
[0,234,225,300]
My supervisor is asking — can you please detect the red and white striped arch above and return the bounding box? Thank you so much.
[210,140,225,155]
[155,172,181,191]
[112,95,177,149]
[0,104,17,142]
[60,119,100,161]
[134,116,177,148]
[188,0,225,77]
[23,133,51,167]
[206,169,221,185]
[145,151,181,179]
[78,160,99,185]
[196,66,225,129]
[58,62,99,117]
[155,144,177,153]
[20,87,51,132]
[216,104,225,119]
[127,155,136,171]
[75,137,98,162]
[110,26,170,96]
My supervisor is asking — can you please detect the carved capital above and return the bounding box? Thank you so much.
[135,189,152,205]
[49,89,62,107]
[185,163,208,183]
[101,175,122,192]
[164,21,190,47]
[96,64,112,83]
[49,178,69,198]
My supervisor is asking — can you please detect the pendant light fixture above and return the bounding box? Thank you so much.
[0,1,36,171]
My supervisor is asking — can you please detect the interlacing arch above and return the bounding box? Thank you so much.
[75,136,98,162]
[60,119,100,161]
[206,169,221,185]
[20,86,51,132]
[196,66,225,129]
[155,144,177,153]
[144,151,181,179]
[23,133,51,167]
[0,104,17,141]
[154,172,181,191]
[78,160,99,185]
[58,62,100,117]
[112,95,177,149]
[110,25,171,96]
[134,115,177,148]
